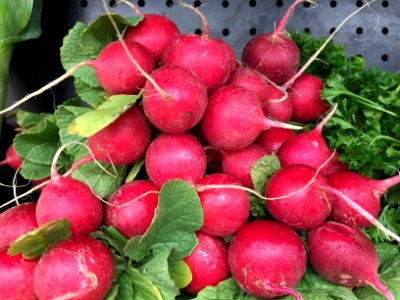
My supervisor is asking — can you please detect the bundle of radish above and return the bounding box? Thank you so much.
[1,0,400,299]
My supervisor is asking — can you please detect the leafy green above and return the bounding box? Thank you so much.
[125,158,145,183]
[68,94,140,137]
[126,265,163,300]
[169,260,192,289]
[124,180,203,262]
[193,278,245,299]
[8,218,71,259]
[16,110,52,129]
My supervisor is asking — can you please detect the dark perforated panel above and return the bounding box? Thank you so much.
[69,0,400,72]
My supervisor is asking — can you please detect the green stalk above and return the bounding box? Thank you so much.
[0,44,13,133]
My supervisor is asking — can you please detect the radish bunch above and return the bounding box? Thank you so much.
[0,0,398,299]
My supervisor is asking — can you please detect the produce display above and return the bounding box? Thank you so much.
[1,0,400,299]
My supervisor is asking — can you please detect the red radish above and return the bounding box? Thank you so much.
[265,164,335,230]
[277,104,337,173]
[0,144,23,170]
[201,85,302,151]
[323,152,348,174]
[123,13,181,63]
[307,221,394,300]
[142,65,208,133]
[183,231,230,294]
[327,171,400,228]
[241,0,304,84]
[104,180,159,238]
[227,66,292,122]
[220,144,269,188]
[34,235,115,300]
[228,220,306,299]
[87,40,155,95]
[70,105,152,173]
[0,202,38,249]
[161,4,231,93]
[0,249,38,300]
[255,127,296,154]
[196,173,250,236]
[215,38,237,73]
[145,133,207,187]
[288,73,329,123]
[36,150,103,236]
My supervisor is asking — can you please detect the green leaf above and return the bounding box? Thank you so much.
[60,21,100,88]
[250,153,281,195]
[68,95,140,137]
[71,156,127,198]
[8,218,71,259]
[139,250,180,300]
[280,267,358,300]
[16,110,52,129]
[74,77,106,107]
[193,278,245,299]
[115,273,135,300]
[125,158,145,183]
[55,98,91,155]
[124,180,203,262]
[91,226,128,255]
[170,260,192,289]
[81,14,143,56]
[125,265,163,300]
[14,118,71,180]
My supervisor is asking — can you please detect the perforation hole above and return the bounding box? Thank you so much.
[249,0,257,7]
[194,0,201,7]
[222,0,229,8]
[304,27,311,34]
[249,27,257,36]
[303,2,311,8]
[329,27,336,34]
[195,28,202,35]
[330,1,337,8]
[137,0,145,7]
[222,28,230,36]
[166,0,174,7]
[356,0,363,7]
[381,54,388,62]
[356,27,363,34]
[109,0,116,7]
[382,27,389,35]
[382,0,389,7]
[276,0,284,7]
[80,0,88,8]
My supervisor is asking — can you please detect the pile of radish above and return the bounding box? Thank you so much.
[0,0,399,299]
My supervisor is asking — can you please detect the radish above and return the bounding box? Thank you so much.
[196,173,250,236]
[227,66,292,122]
[161,3,231,93]
[104,180,159,238]
[228,220,306,299]
[277,104,337,173]
[0,202,38,249]
[327,171,400,228]
[265,164,335,230]
[241,0,304,84]
[34,235,115,300]
[145,133,207,187]
[142,65,208,133]
[183,231,230,294]
[255,127,296,154]
[215,38,237,73]
[36,146,103,236]
[70,105,152,173]
[0,249,38,300]
[201,85,302,151]
[220,144,270,188]
[0,144,23,170]
[288,73,329,123]
[307,221,394,300]
[123,11,181,63]
[0,39,155,115]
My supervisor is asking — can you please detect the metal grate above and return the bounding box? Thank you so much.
[69,0,400,72]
